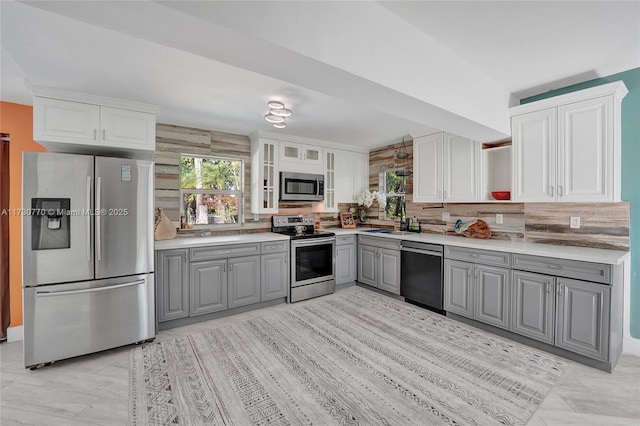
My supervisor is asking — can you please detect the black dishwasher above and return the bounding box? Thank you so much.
[400,241,444,314]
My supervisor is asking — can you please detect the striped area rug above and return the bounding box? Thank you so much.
[130,288,566,425]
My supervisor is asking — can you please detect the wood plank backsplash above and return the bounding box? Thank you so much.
[155,124,629,249]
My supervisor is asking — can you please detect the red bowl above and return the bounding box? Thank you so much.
[491,191,511,200]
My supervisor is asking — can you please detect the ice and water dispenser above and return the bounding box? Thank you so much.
[31,198,70,250]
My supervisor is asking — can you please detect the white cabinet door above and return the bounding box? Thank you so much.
[353,152,369,198]
[558,97,614,202]
[34,97,100,145]
[443,133,480,202]
[100,107,156,150]
[324,150,337,212]
[279,141,323,173]
[511,108,557,202]
[413,133,443,202]
[250,138,279,213]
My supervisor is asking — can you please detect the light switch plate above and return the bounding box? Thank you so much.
[496,214,504,224]
[442,212,451,221]
[570,216,581,229]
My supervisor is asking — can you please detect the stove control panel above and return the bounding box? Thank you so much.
[272,215,314,227]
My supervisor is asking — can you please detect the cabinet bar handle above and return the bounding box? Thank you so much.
[93,129,97,140]
[549,186,554,197]
[102,129,106,140]
[558,185,563,196]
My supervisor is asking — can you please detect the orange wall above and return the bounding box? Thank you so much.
[0,102,46,328]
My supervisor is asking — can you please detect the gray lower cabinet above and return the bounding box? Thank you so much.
[228,256,261,308]
[357,244,377,287]
[336,235,357,285]
[444,259,509,329]
[190,260,227,316]
[444,259,474,317]
[156,249,189,322]
[357,242,400,294]
[556,277,610,361]
[261,252,288,301]
[511,270,555,345]
[475,264,510,329]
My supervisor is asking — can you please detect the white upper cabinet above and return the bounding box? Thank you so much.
[511,108,557,202]
[510,81,627,203]
[250,137,279,214]
[34,98,101,145]
[33,94,156,153]
[324,150,337,212]
[278,141,323,173]
[335,150,368,204]
[99,106,156,150]
[413,132,480,203]
[413,133,443,202]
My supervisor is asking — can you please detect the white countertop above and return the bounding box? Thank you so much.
[155,228,629,265]
[155,233,289,250]
[331,228,630,265]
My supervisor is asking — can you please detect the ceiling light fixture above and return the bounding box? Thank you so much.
[265,100,292,128]
[264,114,285,123]
[267,100,285,109]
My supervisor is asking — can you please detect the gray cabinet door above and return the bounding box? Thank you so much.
[190,260,227,316]
[444,259,473,318]
[511,270,555,344]
[336,244,357,285]
[358,245,377,287]
[378,248,401,295]
[261,252,288,301]
[228,256,260,308]
[474,264,510,330]
[156,249,189,322]
[556,278,610,361]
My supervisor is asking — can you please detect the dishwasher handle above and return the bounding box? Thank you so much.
[401,247,443,257]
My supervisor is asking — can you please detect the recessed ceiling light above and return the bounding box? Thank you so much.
[273,122,287,129]
[270,108,292,117]
[264,114,285,123]
[267,100,284,109]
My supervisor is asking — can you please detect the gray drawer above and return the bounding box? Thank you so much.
[336,235,356,246]
[358,235,401,250]
[261,240,289,254]
[512,254,611,284]
[444,246,511,267]
[190,243,260,262]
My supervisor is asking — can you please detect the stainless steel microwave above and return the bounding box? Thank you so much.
[279,172,324,201]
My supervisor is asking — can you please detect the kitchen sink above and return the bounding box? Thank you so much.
[390,230,412,235]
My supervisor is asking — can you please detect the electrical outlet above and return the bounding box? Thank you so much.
[442,212,451,221]
[496,213,503,224]
[570,216,581,229]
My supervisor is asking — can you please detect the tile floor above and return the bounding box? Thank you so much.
[1,286,639,426]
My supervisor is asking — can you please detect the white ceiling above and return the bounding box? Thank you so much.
[1,1,638,150]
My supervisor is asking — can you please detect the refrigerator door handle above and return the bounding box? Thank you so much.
[36,280,146,297]
[96,177,102,261]
[86,176,92,262]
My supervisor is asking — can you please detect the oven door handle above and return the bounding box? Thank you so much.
[291,237,335,247]
[401,247,443,257]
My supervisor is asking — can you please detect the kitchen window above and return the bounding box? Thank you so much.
[381,170,406,220]
[180,155,243,226]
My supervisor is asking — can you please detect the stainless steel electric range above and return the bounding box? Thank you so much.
[272,215,336,303]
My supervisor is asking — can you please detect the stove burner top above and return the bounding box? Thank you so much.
[271,215,335,240]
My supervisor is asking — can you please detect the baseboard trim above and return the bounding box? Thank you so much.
[623,335,640,356]
[7,325,23,342]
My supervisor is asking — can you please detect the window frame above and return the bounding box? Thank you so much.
[179,153,245,228]
[379,170,406,220]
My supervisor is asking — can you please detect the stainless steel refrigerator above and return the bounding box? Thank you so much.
[22,152,155,368]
